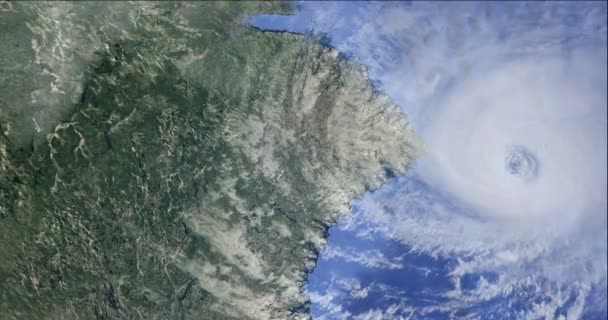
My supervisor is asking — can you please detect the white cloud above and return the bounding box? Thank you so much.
[322,245,404,270]
[260,2,607,318]
[351,302,416,320]
[308,290,352,320]
[293,2,607,318]
[308,274,418,319]
[352,309,386,320]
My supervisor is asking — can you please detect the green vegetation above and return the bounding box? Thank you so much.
[0,2,417,319]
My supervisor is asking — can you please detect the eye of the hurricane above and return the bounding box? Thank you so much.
[505,146,538,181]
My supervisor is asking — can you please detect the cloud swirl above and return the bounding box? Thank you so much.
[252,1,608,317]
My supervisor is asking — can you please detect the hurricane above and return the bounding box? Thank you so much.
[409,50,608,306]
[351,3,608,317]
[350,64,608,313]
[418,55,607,224]
[250,1,608,318]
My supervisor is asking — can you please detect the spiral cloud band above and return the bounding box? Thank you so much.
[418,55,607,227]
[289,2,608,316]
[252,1,608,317]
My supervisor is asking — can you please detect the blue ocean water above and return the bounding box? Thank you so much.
[250,2,607,319]
[304,176,457,319]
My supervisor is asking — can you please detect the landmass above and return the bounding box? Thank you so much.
[0,2,417,319]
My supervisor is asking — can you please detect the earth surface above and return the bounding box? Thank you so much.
[251,2,607,320]
[1,1,606,320]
